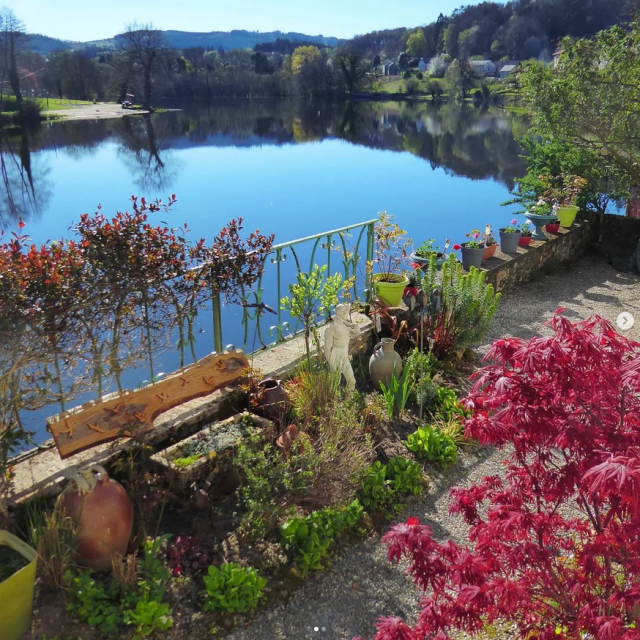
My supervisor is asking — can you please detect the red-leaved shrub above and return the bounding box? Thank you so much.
[358,312,640,640]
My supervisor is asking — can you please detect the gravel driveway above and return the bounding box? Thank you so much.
[228,256,640,640]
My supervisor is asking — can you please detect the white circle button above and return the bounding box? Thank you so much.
[617,312,635,331]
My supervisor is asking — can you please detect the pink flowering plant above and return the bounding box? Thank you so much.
[462,229,483,249]
[502,218,520,233]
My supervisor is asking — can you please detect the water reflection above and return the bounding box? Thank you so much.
[1,100,526,226]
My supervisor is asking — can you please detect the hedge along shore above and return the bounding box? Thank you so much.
[226,254,640,640]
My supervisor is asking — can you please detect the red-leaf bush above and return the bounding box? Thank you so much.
[358,312,640,640]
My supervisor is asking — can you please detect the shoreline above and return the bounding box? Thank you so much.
[42,102,152,121]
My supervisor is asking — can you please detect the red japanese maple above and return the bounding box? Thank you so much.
[358,312,640,640]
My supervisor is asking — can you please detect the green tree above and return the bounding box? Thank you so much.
[280,264,347,365]
[443,58,477,101]
[406,29,428,59]
[338,50,367,93]
[122,23,168,111]
[521,22,640,186]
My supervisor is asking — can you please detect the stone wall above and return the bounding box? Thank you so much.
[599,213,640,271]
[483,213,597,293]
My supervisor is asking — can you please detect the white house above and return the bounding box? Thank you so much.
[469,60,497,77]
[418,58,427,73]
[499,64,518,79]
[552,49,564,69]
[382,59,399,76]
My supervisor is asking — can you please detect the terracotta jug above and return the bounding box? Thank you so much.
[258,377,289,421]
[369,338,402,391]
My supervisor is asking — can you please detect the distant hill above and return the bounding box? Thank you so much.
[25,29,341,55]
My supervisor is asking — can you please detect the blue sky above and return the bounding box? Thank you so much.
[10,0,469,42]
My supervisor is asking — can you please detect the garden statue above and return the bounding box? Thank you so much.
[324,303,356,394]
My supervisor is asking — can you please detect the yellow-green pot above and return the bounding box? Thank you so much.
[557,205,579,228]
[373,274,409,307]
[0,530,37,640]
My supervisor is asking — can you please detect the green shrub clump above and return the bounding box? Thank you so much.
[404,425,458,467]
[359,457,424,512]
[280,500,364,575]
[202,563,267,613]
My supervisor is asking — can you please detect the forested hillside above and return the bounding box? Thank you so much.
[346,0,640,62]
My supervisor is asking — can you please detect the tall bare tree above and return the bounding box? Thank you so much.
[1,9,26,105]
[122,23,166,111]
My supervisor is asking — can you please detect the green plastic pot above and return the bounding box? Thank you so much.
[557,205,579,228]
[0,530,37,640]
[373,274,409,307]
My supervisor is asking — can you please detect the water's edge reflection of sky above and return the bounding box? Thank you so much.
[4,99,528,443]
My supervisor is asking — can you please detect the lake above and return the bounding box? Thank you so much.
[2,99,527,443]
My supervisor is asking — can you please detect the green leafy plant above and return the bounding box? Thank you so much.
[123,599,173,639]
[379,364,414,420]
[431,387,469,423]
[202,563,267,613]
[405,348,440,407]
[385,457,424,496]
[64,570,123,637]
[358,461,394,510]
[280,500,363,575]
[404,425,458,467]
[280,264,349,364]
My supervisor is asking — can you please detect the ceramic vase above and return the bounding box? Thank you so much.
[369,338,402,391]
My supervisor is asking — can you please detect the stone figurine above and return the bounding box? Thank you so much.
[323,303,356,393]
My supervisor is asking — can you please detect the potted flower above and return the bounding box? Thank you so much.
[371,212,412,307]
[518,220,533,246]
[0,531,37,640]
[525,200,557,240]
[410,239,446,269]
[482,225,497,261]
[555,176,587,228]
[456,229,485,271]
[499,219,521,254]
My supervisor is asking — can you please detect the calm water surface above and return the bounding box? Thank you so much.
[3,99,527,443]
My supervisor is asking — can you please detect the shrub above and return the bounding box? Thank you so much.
[359,313,640,640]
[280,500,363,575]
[430,387,470,423]
[420,254,501,359]
[404,425,457,467]
[202,563,267,613]
[358,461,394,510]
[385,457,423,496]
[403,69,412,79]
[416,72,424,80]
[123,599,173,638]
[405,348,439,407]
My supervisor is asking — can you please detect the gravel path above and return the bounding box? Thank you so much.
[228,256,640,640]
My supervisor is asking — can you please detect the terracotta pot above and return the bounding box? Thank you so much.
[518,236,532,246]
[546,222,560,233]
[58,465,133,572]
[482,244,497,261]
[369,338,402,391]
[258,377,289,421]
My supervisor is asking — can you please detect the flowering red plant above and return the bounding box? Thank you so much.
[357,312,640,640]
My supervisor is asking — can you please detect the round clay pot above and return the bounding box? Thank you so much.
[369,338,402,391]
[258,377,288,421]
[460,244,485,271]
[58,465,133,572]
[482,244,497,261]
[499,229,521,254]
[518,236,532,247]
